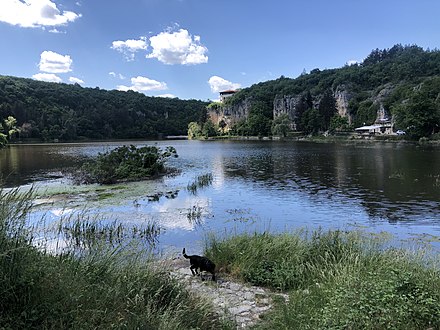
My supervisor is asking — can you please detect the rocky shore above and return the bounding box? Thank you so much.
[162,257,289,329]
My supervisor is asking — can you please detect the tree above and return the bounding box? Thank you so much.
[318,89,337,131]
[295,91,313,131]
[187,122,202,140]
[247,101,272,136]
[301,108,321,134]
[271,114,292,137]
[202,121,217,138]
[329,115,349,133]
[393,78,440,139]
[0,116,19,147]
[3,116,19,140]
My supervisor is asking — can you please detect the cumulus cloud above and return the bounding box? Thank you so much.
[0,0,80,28]
[38,50,72,73]
[117,76,168,93]
[147,28,208,65]
[69,76,84,84]
[208,76,241,93]
[111,37,148,61]
[32,73,62,83]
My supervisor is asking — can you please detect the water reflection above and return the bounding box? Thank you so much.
[2,140,440,250]
[220,142,440,225]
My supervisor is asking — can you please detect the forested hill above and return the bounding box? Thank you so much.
[223,44,440,139]
[0,76,207,141]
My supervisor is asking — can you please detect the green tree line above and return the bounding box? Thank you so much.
[0,76,208,142]
[222,44,440,139]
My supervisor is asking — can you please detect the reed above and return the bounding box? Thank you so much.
[0,187,233,329]
[186,173,213,195]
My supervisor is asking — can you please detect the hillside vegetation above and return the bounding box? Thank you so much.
[216,45,440,139]
[1,45,440,143]
[0,76,207,142]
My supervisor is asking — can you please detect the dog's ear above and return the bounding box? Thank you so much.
[182,248,185,254]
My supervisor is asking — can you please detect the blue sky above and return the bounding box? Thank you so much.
[1,0,440,101]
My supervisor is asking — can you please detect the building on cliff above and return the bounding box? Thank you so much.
[219,90,238,102]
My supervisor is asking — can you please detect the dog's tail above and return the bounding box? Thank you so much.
[182,248,189,259]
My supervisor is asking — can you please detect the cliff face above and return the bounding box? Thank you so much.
[372,84,394,123]
[208,98,253,131]
[273,95,301,129]
[334,86,353,125]
[209,84,393,131]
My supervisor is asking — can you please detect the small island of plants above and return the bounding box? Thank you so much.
[75,144,178,184]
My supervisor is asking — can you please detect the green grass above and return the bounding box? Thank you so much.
[205,229,440,330]
[0,187,233,329]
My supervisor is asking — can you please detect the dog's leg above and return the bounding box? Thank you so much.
[190,265,197,276]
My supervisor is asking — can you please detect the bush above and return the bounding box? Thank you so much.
[78,144,178,184]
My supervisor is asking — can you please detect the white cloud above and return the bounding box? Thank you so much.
[208,76,241,93]
[347,59,359,66]
[111,37,147,61]
[69,76,84,84]
[147,28,208,65]
[0,0,80,28]
[32,73,62,83]
[38,50,72,73]
[48,28,65,34]
[109,72,125,80]
[157,94,176,98]
[117,76,168,92]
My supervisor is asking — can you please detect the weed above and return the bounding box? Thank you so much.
[206,229,440,329]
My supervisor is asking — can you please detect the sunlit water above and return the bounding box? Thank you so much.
[1,140,440,253]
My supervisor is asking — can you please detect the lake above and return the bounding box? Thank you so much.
[1,140,440,253]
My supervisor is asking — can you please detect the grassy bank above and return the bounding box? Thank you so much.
[205,230,440,329]
[0,188,232,329]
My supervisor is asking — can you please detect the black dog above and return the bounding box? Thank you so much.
[182,248,216,281]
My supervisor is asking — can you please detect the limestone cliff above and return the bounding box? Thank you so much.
[208,84,393,132]
[208,98,253,131]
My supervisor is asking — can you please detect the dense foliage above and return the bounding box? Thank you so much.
[206,230,440,329]
[77,144,178,184]
[0,76,208,141]
[0,115,19,148]
[224,44,440,138]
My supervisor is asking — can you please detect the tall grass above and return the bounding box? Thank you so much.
[205,229,440,329]
[0,187,233,329]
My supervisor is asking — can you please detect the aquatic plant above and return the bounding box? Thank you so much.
[187,205,203,225]
[58,216,162,249]
[75,145,178,184]
[187,172,213,195]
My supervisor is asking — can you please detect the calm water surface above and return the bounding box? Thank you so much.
[1,140,439,252]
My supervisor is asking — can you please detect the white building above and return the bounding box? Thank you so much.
[219,90,238,102]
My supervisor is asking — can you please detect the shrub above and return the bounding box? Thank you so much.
[78,144,178,184]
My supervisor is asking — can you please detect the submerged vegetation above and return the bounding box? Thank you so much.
[205,230,440,329]
[0,187,232,329]
[187,172,213,195]
[75,144,178,184]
